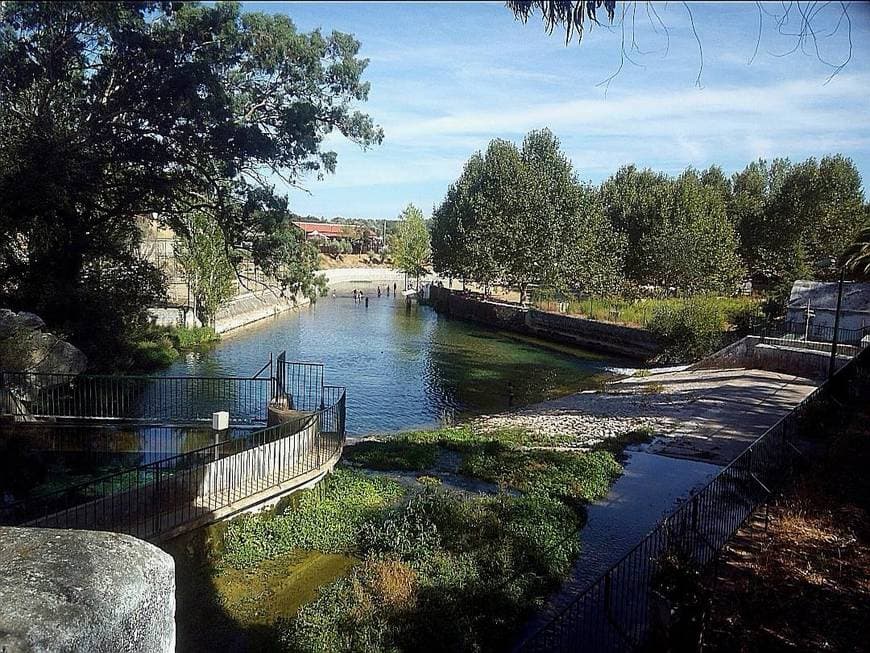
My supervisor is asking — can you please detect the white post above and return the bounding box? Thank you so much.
[212,411,229,461]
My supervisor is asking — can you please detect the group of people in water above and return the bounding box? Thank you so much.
[348,283,399,307]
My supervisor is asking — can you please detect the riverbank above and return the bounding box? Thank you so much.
[472,365,817,465]
[149,267,442,338]
[425,286,661,360]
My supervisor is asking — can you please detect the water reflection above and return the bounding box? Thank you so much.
[161,291,624,434]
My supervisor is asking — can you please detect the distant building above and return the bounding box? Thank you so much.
[786,280,870,339]
[292,221,383,254]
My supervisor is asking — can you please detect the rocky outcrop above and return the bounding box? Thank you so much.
[0,526,176,653]
[0,309,87,377]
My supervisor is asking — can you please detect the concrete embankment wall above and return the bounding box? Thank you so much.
[150,268,441,334]
[691,335,853,379]
[426,286,661,360]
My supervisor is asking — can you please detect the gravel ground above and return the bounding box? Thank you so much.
[472,367,818,463]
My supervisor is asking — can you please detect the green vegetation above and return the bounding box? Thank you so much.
[175,213,238,327]
[343,439,438,471]
[0,2,379,368]
[431,129,625,302]
[461,447,621,504]
[648,300,731,363]
[531,292,760,328]
[223,470,405,569]
[212,423,641,652]
[389,204,431,285]
[285,488,581,653]
[432,134,866,327]
[131,325,220,371]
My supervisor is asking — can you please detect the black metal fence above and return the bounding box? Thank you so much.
[0,371,272,424]
[756,319,869,349]
[275,353,325,412]
[516,344,868,652]
[0,386,346,541]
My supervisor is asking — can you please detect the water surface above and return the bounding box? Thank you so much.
[163,293,622,435]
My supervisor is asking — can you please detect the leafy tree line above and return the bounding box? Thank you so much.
[431,129,867,301]
[0,1,381,368]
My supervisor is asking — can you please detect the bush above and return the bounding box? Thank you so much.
[284,488,581,653]
[648,299,729,363]
[222,470,405,568]
[170,326,220,349]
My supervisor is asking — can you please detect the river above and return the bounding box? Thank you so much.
[162,289,624,435]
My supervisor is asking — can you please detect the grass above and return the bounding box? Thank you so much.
[532,293,760,329]
[213,421,638,652]
[460,446,622,505]
[223,470,405,569]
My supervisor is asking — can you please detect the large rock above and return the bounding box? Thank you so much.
[0,527,176,653]
[0,309,87,377]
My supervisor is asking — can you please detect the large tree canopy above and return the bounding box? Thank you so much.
[432,129,625,302]
[0,1,381,366]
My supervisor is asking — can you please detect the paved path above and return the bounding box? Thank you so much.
[475,366,818,466]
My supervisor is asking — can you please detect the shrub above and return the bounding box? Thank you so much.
[648,299,729,363]
[344,440,437,471]
[170,325,220,349]
[284,488,582,653]
[222,470,405,569]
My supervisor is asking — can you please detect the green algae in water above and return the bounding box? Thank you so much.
[214,550,357,627]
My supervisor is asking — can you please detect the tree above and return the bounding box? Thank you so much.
[842,219,870,280]
[639,170,744,293]
[731,155,866,284]
[599,165,671,282]
[433,129,625,301]
[389,204,431,286]
[0,1,380,366]
[600,166,744,293]
[506,2,855,86]
[730,158,801,285]
[175,213,236,327]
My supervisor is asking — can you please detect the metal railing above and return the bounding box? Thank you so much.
[756,319,869,349]
[0,386,347,541]
[275,354,325,412]
[0,371,272,424]
[516,344,868,652]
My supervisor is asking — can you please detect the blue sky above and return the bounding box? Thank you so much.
[243,1,870,220]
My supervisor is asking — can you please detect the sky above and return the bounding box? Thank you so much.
[242,1,870,220]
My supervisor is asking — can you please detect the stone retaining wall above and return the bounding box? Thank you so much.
[691,335,852,379]
[426,287,660,360]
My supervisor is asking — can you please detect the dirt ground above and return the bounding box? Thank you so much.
[702,393,870,653]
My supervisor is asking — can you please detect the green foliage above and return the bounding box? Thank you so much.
[601,166,744,293]
[222,470,405,569]
[170,326,220,350]
[431,129,625,300]
[648,298,734,363]
[389,204,431,280]
[344,440,438,471]
[842,220,870,280]
[461,446,622,504]
[221,421,638,651]
[732,156,866,284]
[285,489,581,653]
[175,213,237,326]
[0,1,378,364]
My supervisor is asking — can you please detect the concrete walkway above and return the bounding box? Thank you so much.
[475,366,818,466]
